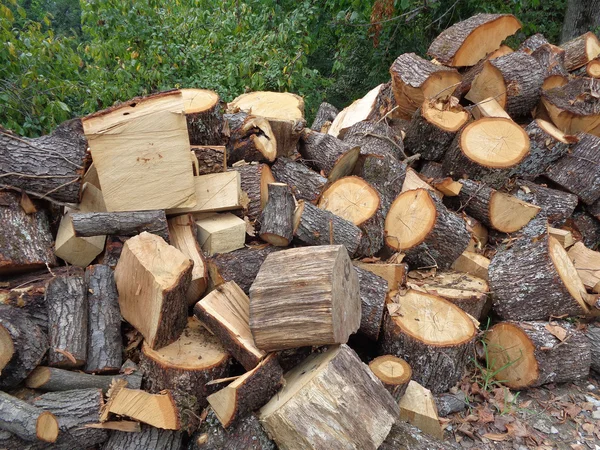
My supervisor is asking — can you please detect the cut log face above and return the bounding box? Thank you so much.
[195,213,246,256]
[402,167,442,198]
[485,321,591,389]
[299,129,360,182]
[398,380,443,440]
[318,176,380,226]
[181,88,223,146]
[427,13,521,67]
[82,91,197,212]
[568,242,600,293]
[470,97,511,120]
[369,355,412,402]
[451,251,490,281]
[0,391,59,443]
[327,84,384,137]
[249,245,360,351]
[587,58,600,78]
[232,163,275,221]
[561,32,600,71]
[114,232,193,349]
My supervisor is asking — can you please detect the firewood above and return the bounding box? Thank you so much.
[82,91,197,211]
[561,32,600,71]
[0,306,47,389]
[389,53,461,119]
[167,214,208,305]
[206,244,279,294]
[181,88,223,146]
[249,245,360,351]
[511,179,578,225]
[590,198,600,221]
[258,183,295,247]
[466,51,544,118]
[223,112,277,164]
[352,261,407,291]
[545,133,600,205]
[432,177,462,197]
[191,146,227,176]
[70,210,169,242]
[195,213,246,255]
[311,102,339,132]
[404,100,469,162]
[327,84,387,137]
[0,118,89,204]
[379,290,477,393]
[103,426,183,450]
[485,321,591,388]
[385,189,470,270]
[571,211,600,249]
[442,118,530,188]
[114,232,193,349]
[338,119,405,161]
[271,157,326,204]
[54,183,107,267]
[227,91,305,158]
[354,266,388,341]
[381,420,455,450]
[548,227,575,248]
[259,344,399,450]
[98,236,126,269]
[293,200,362,257]
[519,33,550,53]
[401,167,442,198]
[465,215,488,252]
[427,13,521,67]
[232,163,275,221]
[0,391,58,443]
[457,179,540,233]
[586,323,600,373]
[84,265,122,373]
[454,46,514,98]
[470,97,511,119]
[407,271,489,319]
[208,354,283,428]
[568,242,600,293]
[46,271,88,368]
[369,355,412,402]
[531,43,569,90]
[398,381,443,440]
[167,171,243,215]
[299,128,360,181]
[0,191,56,275]
[84,421,141,432]
[451,250,490,281]
[587,57,600,78]
[194,281,265,371]
[489,217,590,320]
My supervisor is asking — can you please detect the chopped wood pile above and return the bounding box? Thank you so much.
[1,13,600,450]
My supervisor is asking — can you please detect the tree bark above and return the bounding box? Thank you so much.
[182,89,223,146]
[311,102,339,132]
[561,3,600,44]
[380,420,458,450]
[71,210,170,242]
[531,44,569,89]
[519,33,550,53]
[299,129,360,181]
[103,425,183,450]
[231,163,275,222]
[0,391,58,443]
[511,179,578,225]
[258,183,295,247]
[223,112,277,164]
[586,322,600,372]
[191,146,227,176]
[354,266,387,342]
[271,157,326,204]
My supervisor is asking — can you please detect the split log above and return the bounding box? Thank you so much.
[191,146,227,176]
[0,191,56,274]
[259,344,399,450]
[368,355,411,402]
[82,91,197,212]
[354,266,387,341]
[249,245,360,351]
[545,133,600,204]
[548,227,575,248]
[427,13,521,67]
[586,323,600,372]
[195,281,265,371]
[470,96,511,119]
[397,381,444,440]
[223,112,277,164]
[466,51,544,118]
[167,214,208,305]
[568,242,600,293]
[489,217,590,320]
[465,215,489,252]
[519,33,550,53]
[232,163,275,221]
[0,118,89,203]
[452,250,490,281]
[327,84,387,137]
[114,232,193,349]
[352,261,407,291]
[457,179,540,233]
[379,290,477,393]
[402,167,442,197]
[0,391,58,443]
[293,200,362,257]
[258,183,294,247]
[511,179,578,225]
[195,213,246,255]
[389,53,461,119]
[311,102,339,132]
[485,321,591,388]
[531,43,569,90]
[70,210,169,242]
[103,426,183,450]
[208,354,282,428]
[385,189,470,270]
[403,100,469,161]
[561,32,600,71]
[227,91,305,157]
[0,306,47,389]
[299,128,360,181]
[434,392,468,417]
[380,420,453,450]
[84,265,122,374]
[442,118,530,188]
[454,46,514,98]
[46,271,88,368]
[271,157,326,204]
[181,88,223,146]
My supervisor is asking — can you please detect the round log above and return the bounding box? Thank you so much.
[0,391,58,443]
[586,322,600,373]
[587,57,600,78]
[103,426,183,450]
[561,32,600,71]
[369,355,412,402]
[258,183,295,247]
[311,102,339,132]
[338,119,405,161]
[232,163,275,222]
[271,157,326,204]
[299,129,360,181]
[181,89,224,146]
[511,179,578,225]
[70,210,170,242]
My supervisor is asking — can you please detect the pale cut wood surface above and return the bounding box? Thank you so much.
[167,171,242,215]
[195,212,246,255]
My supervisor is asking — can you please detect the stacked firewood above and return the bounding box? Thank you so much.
[1,12,600,450]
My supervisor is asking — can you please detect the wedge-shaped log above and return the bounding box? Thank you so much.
[71,210,169,242]
[531,43,569,90]
[259,344,399,450]
[114,232,193,349]
[0,391,58,443]
[223,112,277,164]
[568,242,600,293]
[258,183,295,247]
[398,381,443,440]
[369,355,412,402]
[561,32,600,71]
[181,88,223,146]
[327,84,386,137]
[451,251,490,281]
[232,163,275,221]
[195,212,246,255]
[299,129,360,182]
[271,157,326,204]
[249,245,360,351]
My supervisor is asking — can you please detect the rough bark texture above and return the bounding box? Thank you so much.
[0,191,56,275]
[258,183,294,246]
[520,33,550,53]
[0,119,89,203]
[71,210,169,242]
[589,198,600,221]
[587,322,600,372]
[99,236,127,269]
[271,157,327,204]
[435,392,468,417]
[339,119,405,161]
[531,43,569,83]
[46,271,88,368]
[380,421,459,450]
[511,179,578,225]
[231,164,273,222]
[403,107,464,161]
[561,4,600,44]
[191,146,227,175]
[455,179,498,229]
[187,102,223,146]
[224,112,275,164]
[0,391,57,442]
[354,266,388,341]
[489,217,589,320]
[103,426,183,450]
[545,133,600,205]
[84,265,123,373]
[356,209,386,258]
[311,102,339,132]
[298,128,359,180]
[571,211,600,249]
[419,161,446,180]
[0,305,48,389]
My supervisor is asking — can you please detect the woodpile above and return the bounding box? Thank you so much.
[1,14,600,449]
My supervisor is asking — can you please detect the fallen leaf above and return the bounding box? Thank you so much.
[563,403,582,418]
[482,433,507,441]
[582,422,595,434]
[545,323,568,341]
[387,303,402,317]
[19,192,37,214]
[477,407,495,424]
[506,420,529,438]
